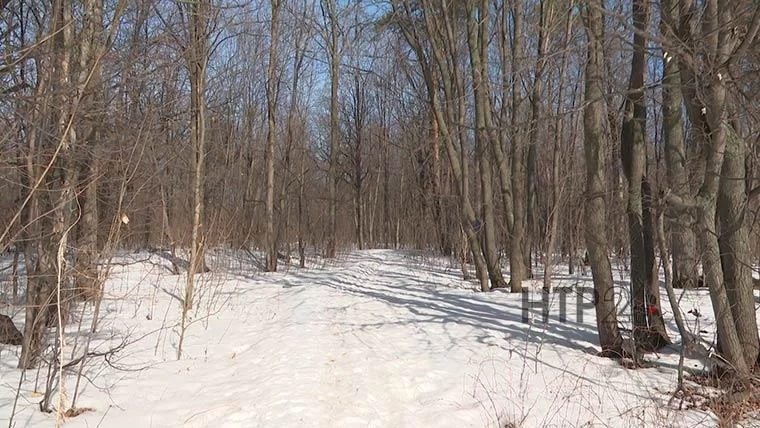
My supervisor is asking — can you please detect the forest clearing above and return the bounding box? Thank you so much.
[0,250,745,427]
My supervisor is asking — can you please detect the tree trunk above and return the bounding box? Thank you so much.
[383,111,392,249]
[431,108,450,255]
[495,1,515,235]
[466,0,505,289]
[667,0,755,376]
[660,0,698,290]
[185,0,210,316]
[509,0,527,292]
[352,74,365,250]
[77,155,100,299]
[298,148,307,268]
[396,0,489,290]
[324,0,340,258]
[74,0,105,301]
[543,2,574,293]
[621,0,669,350]
[583,0,624,356]
[718,125,759,366]
[527,0,550,286]
[20,0,77,368]
[265,0,281,272]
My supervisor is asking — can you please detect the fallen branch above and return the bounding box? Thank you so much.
[62,338,128,370]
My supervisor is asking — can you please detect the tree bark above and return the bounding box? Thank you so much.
[351,74,366,250]
[20,0,78,368]
[279,14,307,263]
[583,0,624,356]
[495,2,514,235]
[430,99,450,255]
[621,0,669,350]
[394,0,489,290]
[323,0,340,258]
[265,0,281,272]
[466,0,505,289]
[660,0,698,290]
[669,0,755,376]
[75,0,106,300]
[509,0,528,292]
[718,124,759,366]
[185,0,210,315]
[543,1,574,293]
[526,0,550,286]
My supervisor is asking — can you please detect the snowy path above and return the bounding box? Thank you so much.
[0,250,722,427]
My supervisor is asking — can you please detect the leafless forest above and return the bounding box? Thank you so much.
[1,0,760,420]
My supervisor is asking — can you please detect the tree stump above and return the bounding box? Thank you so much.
[0,314,23,346]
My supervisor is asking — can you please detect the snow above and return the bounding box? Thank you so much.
[0,249,750,427]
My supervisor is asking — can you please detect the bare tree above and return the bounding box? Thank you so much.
[465,0,506,288]
[493,0,515,258]
[509,0,528,292]
[620,0,669,350]
[74,0,107,301]
[664,0,760,375]
[265,0,282,272]
[583,0,624,356]
[321,0,341,258]
[18,0,69,370]
[19,0,82,369]
[660,0,698,290]
[391,0,490,290]
[180,0,212,359]
[346,72,369,250]
[283,0,312,265]
[541,1,575,293]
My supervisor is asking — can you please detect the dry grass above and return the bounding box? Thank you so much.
[674,372,760,427]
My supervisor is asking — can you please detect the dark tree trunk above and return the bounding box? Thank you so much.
[509,0,527,292]
[620,0,669,350]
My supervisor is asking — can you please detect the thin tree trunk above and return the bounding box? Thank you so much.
[78,156,100,299]
[383,116,391,249]
[526,0,550,286]
[495,2,514,234]
[543,1,574,293]
[352,75,365,250]
[324,0,339,258]
[11,246,19,302]
[298,147,306,268]
[74,0,105,301]
[510,0,527,292]
[656,201,691,389]
[281,14,308,262]
[185,0,210,319]
[265,0,281,272]
[431,106,450,255]
[369,162,381,246]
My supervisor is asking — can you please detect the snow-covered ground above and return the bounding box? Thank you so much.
[0,249,753,427]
